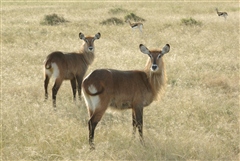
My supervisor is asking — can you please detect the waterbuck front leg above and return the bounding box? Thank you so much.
[132,108,137,137]
[76,75,84,101]
[133,107,144,145]
[44,74,50,100]
[70,78,77,101]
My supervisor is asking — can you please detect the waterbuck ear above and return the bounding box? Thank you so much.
[161,44,170,55]
[94,32,101,40]
[79,32,85,40]
[139,44,150,55]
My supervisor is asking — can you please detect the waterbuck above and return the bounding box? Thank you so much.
[82,43,170,149]
[44,32,101,108]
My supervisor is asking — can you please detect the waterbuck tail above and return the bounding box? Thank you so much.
[84,85,104,96]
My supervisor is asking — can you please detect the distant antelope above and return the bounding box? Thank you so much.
[216,8,228,19]
[126,19,143,32]
[82,43,170,149]
[44,32,101,108]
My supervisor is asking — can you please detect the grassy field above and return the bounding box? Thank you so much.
[1,1,239,160]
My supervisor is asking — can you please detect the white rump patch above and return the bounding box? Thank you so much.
[45,62,59,79]
[51,63,60,79]
[83,84,100,112]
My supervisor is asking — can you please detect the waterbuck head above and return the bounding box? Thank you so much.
[140,44,170,72]
[79,32,101,52]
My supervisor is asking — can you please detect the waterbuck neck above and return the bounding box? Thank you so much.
[144,57,167,100]
[80,52,94,67]
[79,45,95,66]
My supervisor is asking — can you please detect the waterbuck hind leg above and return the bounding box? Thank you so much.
[44,74,50,100]
[70,78,77,101]
[87,107,107,149]
[52,79,63,108]
[88,119,98,150]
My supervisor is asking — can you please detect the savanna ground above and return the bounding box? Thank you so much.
[1,1,239,160]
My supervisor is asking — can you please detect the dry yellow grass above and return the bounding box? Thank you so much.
[1,1,239,161]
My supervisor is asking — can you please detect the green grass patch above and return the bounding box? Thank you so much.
[181,17,202,26]
[124,13,145,22]
[40,13,69,26]
[100,17,124,25]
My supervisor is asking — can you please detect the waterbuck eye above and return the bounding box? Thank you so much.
[157,54,162,59]
[148,54,153,59]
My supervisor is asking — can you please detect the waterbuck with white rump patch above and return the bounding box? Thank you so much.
[44,32,101,108]
[82,43,170,149]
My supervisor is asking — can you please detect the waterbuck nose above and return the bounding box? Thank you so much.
[151,64,158,71]
[88,47,94,51]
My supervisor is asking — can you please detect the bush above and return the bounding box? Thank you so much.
[181,17,202,26]
[41,13,68,26]
[124,13,145,22]
[100,17,124,25]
